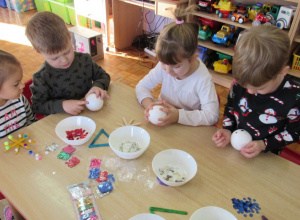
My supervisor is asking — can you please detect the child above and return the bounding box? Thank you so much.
[0,50,33,220]
[212,25,300,158]
[25,12,111,116]
[135,7,219,126]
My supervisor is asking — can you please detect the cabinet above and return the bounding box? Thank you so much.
[112,0,188,49]
[188,0,300,88]
[74,0,110,47]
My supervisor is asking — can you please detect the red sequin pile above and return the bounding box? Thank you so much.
[66,129,89,140]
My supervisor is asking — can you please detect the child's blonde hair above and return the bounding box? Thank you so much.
[25,11,70,54]
[233,25,290,87]
[155,6,199,65]
[0,50,22,88]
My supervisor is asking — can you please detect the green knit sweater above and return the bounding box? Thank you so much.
[30,52,110,115]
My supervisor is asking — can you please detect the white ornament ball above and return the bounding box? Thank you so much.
[148,105,167,124]
[230,129,252,151]
[86,93,104,111]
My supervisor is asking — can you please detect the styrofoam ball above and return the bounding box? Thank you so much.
[86,94,104,111]
[230,129,252,151]
[148,105,167,124]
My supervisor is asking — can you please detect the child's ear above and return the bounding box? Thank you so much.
[280,65,290,77]
[189,53,198,63]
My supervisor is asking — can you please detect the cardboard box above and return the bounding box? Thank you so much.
[69,26,104,61]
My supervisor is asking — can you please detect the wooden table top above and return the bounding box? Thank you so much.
[0,82,300,220]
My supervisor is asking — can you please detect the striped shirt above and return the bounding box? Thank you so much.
[0,94,36,138]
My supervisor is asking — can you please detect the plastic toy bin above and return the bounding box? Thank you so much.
[34,0,51,12]
[5,0,36,12]
[66,6,76,26]
[292,46,300,72]
[48,0,70,24]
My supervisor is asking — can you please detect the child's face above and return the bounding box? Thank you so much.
[0,67,24,102]
[40,41,74,69]
[160,57,197,80]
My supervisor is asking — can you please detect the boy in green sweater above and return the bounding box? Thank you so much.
[25,12,110,116]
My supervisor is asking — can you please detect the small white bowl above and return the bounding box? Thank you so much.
[129,213,165,220]
[109,126,150,159]
[152,149,197,186]
[190,206,237,220]
[55,116,96,145]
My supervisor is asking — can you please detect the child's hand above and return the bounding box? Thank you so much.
[240,140,266,158]
[62,100,88,115]
[144,101,163,122]
[212,129,231,148]
[85,87,111,100]
[146,100,179,127]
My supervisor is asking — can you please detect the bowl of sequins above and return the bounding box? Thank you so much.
[152,149,197,186]
[55,116,96,146]
[108,126,150,159]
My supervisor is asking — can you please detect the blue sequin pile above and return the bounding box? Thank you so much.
[231,197,261,217]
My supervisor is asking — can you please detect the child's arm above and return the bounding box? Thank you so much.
[90,61,111,91]
[136,63,164,105]
[222,81,238,132]
[30,76,65,115]
[21,94,36,125]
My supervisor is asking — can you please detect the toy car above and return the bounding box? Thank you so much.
[252,13,271,26]
[212,0,236,18]
[230,9,249,23]
[276,6,296,29]
[197,0,217,13]
[198,25,213,40]
[213,59,232,74]
[198,17,222,32]
[247,5,262,21]
[212,24,235,47]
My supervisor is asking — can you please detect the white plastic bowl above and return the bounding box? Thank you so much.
[108,126,150,159]
[152,149,197,186]
[190,206,237,220]
[55,116,96,145]
[129,213,165,220]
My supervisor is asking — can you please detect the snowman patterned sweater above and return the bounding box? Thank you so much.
[30,52,110,115]
[223,74,300,154]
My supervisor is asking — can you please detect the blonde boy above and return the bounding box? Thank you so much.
[212,25,300,158]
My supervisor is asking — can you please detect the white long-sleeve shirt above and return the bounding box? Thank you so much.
[136,58,219,126]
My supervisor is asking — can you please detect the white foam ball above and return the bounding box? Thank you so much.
[148,105,167,124]
[86,94,104,111]
[230,129,252,151]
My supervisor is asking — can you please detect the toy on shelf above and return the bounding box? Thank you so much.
[197,0,217,13]
[230,9,249,24]
[212,0,236,18]
[212,24,235,47]
[262,3,274,14]
[198,25,213,40]
[213,59,232,74]
[252,14,271,26]
[198,17,222,32]
[3,134,35,154]
[247,5,262,21]
[275,6,296,29]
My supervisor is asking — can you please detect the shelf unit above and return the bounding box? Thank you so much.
[188,0,300,88]
[112,0,188,49]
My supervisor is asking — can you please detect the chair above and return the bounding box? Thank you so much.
[23,79,45,121]
[0,192,4,200]
[280,146,300,166]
